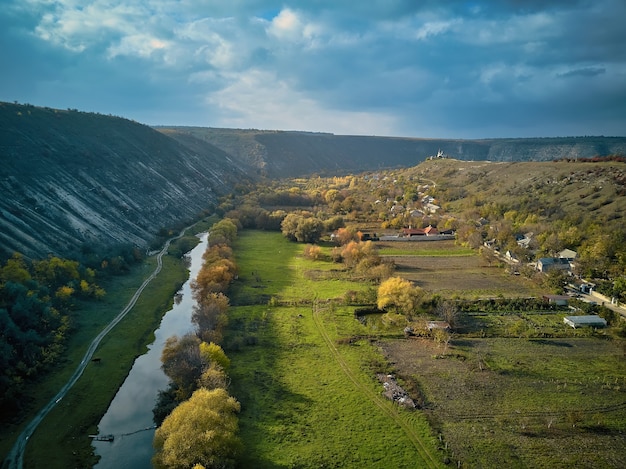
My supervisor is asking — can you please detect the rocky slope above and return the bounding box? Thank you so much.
[0,102,247,260]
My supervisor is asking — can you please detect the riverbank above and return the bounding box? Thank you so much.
[1,217,217,469]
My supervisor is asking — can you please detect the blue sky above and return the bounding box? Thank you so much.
[1,0,625,138]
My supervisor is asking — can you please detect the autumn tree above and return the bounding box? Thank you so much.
[334,226,359,245]
[161,333,204,401]
[153,388,242,469]
[192,292,229,343]
[303,244,323,261]
[197,342,230,390]
[199,341,230,371]
[377,277,424,317]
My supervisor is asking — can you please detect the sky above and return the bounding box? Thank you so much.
[1,0,625,138]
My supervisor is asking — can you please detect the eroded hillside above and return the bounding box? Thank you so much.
[0,103,248,259]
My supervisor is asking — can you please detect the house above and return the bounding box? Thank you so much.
[559,249,577,261]
[402,227,425,237]
[505,250,519,263]
[537,257,571,273]
[516,233,533,249]
[425,202,440,213]
[424,225,439,236]
[563,315,607,328]
[543,294,570,306]
[390,203,405,215]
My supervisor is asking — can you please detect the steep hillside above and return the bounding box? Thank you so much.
[0,103,247,260]
[158,127,626,178]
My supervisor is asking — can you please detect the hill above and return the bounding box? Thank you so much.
[157,126,626,178]
[0,102,248,260]
[2,101,625,260]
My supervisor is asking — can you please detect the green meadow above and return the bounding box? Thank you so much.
[225,231,445,468]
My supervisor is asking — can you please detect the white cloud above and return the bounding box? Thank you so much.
[206,69,398,135]
[415,19,461,40]
[107,34,169,59]
[267,8,302,40]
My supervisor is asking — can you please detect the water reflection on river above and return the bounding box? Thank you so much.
[93,233,207,468]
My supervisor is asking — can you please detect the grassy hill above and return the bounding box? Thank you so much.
[405,158,626,224]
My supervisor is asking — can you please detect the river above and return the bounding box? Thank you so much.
[92,233,208,468]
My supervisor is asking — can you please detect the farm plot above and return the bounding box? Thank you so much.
[376,240,540,298]
[384,254,540,298]
[379,337,626,468]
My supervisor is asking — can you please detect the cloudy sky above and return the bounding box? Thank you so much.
[1,1,625,138]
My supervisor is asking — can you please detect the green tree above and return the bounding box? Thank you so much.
[210,218,238,245]
[199,342,230,371]
[294,217,324,243]
[153,388,242,469]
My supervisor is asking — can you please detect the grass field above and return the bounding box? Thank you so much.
[226,231,445,468]
[378,336,626,468]
[227,232,625,468]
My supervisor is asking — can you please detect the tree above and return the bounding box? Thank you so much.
[210,218,238,245]
[199,342,230,371]
[334,226,359,245]
[153,388,242,469]
[161,334,204,400]
[192,293,229,343]
[377,277,423,316]
[280,212,324,243]
[435,300,460,328]
[294,217,324,243]
[340,240,377,268]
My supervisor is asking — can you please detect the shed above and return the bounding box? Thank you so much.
[543,294,570,306]
[563,315,607,328]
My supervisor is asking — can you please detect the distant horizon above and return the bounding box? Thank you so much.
[6,100,626,141]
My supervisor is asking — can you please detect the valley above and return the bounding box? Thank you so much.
[1,102,625,468]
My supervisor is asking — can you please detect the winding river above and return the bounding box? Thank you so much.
[92,233,208,468]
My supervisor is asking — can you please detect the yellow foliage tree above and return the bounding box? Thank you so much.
[153,388,242,469]
[377,276,423,316]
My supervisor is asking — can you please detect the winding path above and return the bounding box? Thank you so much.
[311,301,441,469]
[3,228,190,469]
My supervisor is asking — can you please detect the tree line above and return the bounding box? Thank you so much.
[0,254,105,420]
[152,218,242,469]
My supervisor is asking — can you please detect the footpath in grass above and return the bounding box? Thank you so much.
[226,231,445,468]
